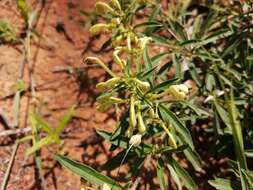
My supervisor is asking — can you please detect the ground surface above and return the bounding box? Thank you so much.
[0,1,232,190]
[0,0,117,189]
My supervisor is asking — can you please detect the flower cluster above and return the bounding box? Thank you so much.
[84,0,189,146]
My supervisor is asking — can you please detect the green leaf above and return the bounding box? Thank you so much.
[138,66,157,80]
[167,163,182,190]
[149,78,179,93]
[143,47,154,83]
[145,4,161,35]
[159,104,194,149]
[16,0,29,23]
[150,34,171,45]
[97,130,128,149]
[180,101,209,116]
[29,112,53,135]
[169,21,187,42]
[0,20,16,42]
[171,158,197,190]
[28,112,38,134]
[55,154,123,190]
[110,112,129,140]
[157,159,167,190]
[55,106,74,134]
[192,15,203,39]
[221,36,242,58]
[227,90,248,170]
[158,144,188,155]
[213,100,231,131]
[151,52,170,66]
[134,21,163,30]
[188,61,202,87]
[200,29,233,46]
[26,136,53,155]
[209,178,241,190]
[157,62,173,78]
[242,169,253,187]
[172,54,183,81]
[199,12,218,37]
[178,135,202,171]
[205,73,216,91]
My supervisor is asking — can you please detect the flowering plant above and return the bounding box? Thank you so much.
[56,0,253,189]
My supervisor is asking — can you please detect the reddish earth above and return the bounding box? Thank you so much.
[0,0,117,189]
[0,1,233,190]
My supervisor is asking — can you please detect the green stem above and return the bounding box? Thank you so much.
[215,66,248,189]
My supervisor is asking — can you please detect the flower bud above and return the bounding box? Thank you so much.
[134,36,139,44]
[96,77,121,91]
[102,183,111,190]
[139,37,152,51]
[177,84,189,94]
[204,95,214,103]
[214,90,224,97]
[84,57,116,77]
[168,134,177,149]
[161,123,177,148]
[129,134,142,146]
[112,35,123,46]
[137,110,146,134]
[113,48,125,69]
[126,127,132,138]
[111,18,121,25]
[130,96,137,128]
[135,79,150,92]
[148,108,155,118]
[95,2,114,14]
[96,82,107,91]
[109,97,125,103]
[89,23,108,36]
[140,81,150,92]
[111,0,121,10]
[167,84,189,100]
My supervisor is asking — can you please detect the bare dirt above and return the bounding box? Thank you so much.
[0,0,117,189]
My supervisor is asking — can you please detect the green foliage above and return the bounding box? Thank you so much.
[0,20,16,43]
[16,0,29,23]
[55,154,123,190]
[19,106,74,155]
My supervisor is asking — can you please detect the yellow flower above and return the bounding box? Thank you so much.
[137,110,146,134]
[135,79,150,92]
[89,23,108,36]
[168,84,189,100]
[129,95,137,128]
[95,2,114,14]
[96,77,121,91]
[111,0,121,11]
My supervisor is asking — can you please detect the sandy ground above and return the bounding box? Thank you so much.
[0,0,118,189]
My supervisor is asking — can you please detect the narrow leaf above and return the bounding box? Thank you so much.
[55,154,123,190]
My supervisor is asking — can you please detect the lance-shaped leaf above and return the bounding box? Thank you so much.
[55,154,123,190]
